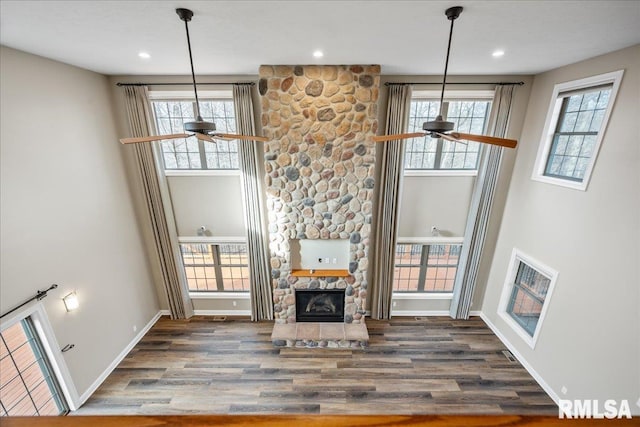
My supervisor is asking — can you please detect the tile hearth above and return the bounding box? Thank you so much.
[271,322,369,349]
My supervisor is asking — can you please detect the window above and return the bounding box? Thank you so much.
[1,319,68,416]
[532,70,623,190]
[393,243,462,293]
[180,243,249,292]
[498,249,558,348]
[151,97,239,170]
[405,96,492,172]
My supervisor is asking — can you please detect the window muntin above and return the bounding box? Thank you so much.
[393,243,461,293]
[0,320,68,416]
[532,70,624,191]
[180,243,249,292]
[405,99,491,171]
[152,99,238,170]
[506,262,551,336]
[544,86,611,181]
[498,249,558,348]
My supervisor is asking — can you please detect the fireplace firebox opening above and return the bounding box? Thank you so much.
[295,289,345,322]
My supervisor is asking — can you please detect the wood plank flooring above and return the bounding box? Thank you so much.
[73,316,557,416]
[8,414,626,427]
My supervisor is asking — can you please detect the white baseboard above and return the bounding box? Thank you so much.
[480,312,559,405]
[391,310,483,317]
[392,310,451,316]
[193,309,251,316]
[159,309,171,316]
[77,311,163,406]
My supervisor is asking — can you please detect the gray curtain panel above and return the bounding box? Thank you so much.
[232,84,273,321]
[449,84,516,319]
[371,84,412,320]
[122,85,193,320]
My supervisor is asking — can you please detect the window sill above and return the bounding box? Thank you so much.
[165,169,240,177]
[189,292,250,299]
[498,310,537,349]
[404,169,478,177]
[397,237,464,244]
[392,293,454,300]
[530,174,587,191]
[178,236,246,244]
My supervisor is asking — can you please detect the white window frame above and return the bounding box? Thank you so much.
[406,90,494,177]
[148,90,239,176]
[177,236,251,297]
[392,236,464,299]
[0,302,80,411]
[498,249,559,349]
[531,70,624,191]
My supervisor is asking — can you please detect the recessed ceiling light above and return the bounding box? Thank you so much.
[492,50,505,58]
[313,50,324,58]
[138,51,151,59]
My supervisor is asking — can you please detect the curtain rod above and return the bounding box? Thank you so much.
[116,82,255,87]
[0,284,58,319]
[385,81,524,86]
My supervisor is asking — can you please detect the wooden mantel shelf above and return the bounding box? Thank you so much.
[290,269,350,277]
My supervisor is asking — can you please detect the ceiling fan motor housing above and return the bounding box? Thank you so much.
[184,118,216,134]
[423,115,455,134]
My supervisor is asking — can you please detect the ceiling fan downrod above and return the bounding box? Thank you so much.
[439,6,463,109]
[176,8,215,134]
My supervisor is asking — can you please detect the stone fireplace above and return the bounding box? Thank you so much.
[258,64,379,329]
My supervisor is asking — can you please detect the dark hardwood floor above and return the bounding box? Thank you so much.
[73,316,557,416]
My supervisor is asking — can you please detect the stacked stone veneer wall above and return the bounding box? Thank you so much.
[258,64,380,324]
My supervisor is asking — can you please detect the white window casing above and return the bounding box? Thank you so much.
[531,70,624,191]
[498,248,559,349]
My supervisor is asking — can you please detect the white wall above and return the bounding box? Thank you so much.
[481,45,640,410]
[0,46,160,398]
[167,175,246,237]
[398,176,474,237]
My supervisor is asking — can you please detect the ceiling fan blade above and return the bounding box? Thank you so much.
[372,132,426,142]
[451,132,518,149]
[214,133,269,142]
[434,132,460,143]
[119,133,189,144]
[193,133,215,142]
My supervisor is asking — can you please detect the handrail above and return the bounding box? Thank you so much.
[0,284,58,320]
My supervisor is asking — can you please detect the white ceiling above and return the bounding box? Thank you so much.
[1,1,639,76]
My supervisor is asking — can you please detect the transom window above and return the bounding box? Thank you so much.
[180,243,249,292]
[405,98,491,171]
[0,319,68,416]
[393,243,462,293]
[498,249,558,348]
[151,98,239,170]
[532,70,623,191]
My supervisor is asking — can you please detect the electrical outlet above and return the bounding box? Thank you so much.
[332,258,337,264]
[133,325,137,332]
[232,301,237,307]
[324,257,329,263]
[392,301,397,307]
[561,386,567,395]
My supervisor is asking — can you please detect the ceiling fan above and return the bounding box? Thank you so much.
[119,8,268,145]
[372,6,517,149]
